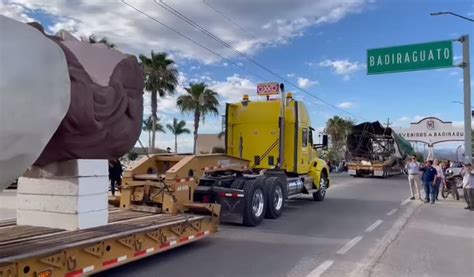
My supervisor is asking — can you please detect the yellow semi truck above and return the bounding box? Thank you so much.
[194,82,330,226]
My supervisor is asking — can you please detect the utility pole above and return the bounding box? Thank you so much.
[460,35,472,163]
[430,12,473,163]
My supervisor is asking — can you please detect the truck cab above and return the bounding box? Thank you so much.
[194,83,330,227]
[226,92,316,175]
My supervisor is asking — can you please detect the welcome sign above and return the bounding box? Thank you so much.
[397,117,464,146]
[367,40,453,74]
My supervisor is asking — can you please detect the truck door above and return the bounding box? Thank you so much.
[299,126,311,173]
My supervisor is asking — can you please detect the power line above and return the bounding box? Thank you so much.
[123,0,366,120]
[201,0,257,40]
[121,0,267,82]
[155,0,366,120]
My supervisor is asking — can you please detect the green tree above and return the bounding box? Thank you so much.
[142,116,165,151]
[166,118,191,153]
[139,51,178,151]
[88,34,116,48]
[325,116,355,160]
[177,82,219,154]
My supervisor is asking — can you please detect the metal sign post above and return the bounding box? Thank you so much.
[461,35,472,163]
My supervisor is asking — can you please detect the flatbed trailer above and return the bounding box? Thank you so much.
[0,208,215,276]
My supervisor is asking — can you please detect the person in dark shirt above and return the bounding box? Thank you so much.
[108,159,123,196]
[420,160,438,204]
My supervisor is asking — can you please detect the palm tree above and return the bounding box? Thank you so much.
[177,82,219,154]
[88,34,116,48]
[166,118,191,153]
[325,116,354,159]
[139,51,178,151]
[142,116,165,152]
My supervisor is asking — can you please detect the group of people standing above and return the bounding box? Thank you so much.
[406,155,474,210]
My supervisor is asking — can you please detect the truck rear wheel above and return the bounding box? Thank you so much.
[313,172,328,201]
[264,177,285,219]
[230,178,246,190]
[242,178,266,227]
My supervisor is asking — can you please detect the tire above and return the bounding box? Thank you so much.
[264,177,285,219]
[242,178,266,227]
[230,178,246,190]
[441,186,449,199]
[313,171,328,201]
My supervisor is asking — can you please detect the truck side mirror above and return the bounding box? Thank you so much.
[322,135,328,148]
[312,134,328,150]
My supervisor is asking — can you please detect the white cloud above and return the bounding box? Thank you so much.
[209,74,257,103]
[398,116,410,122]
[287,72,295,78]
[297,77,318,89]
[319,59,364,80]
[0,2,34,22]
[449,71,459,76]
[1,0,371,63]
[337,101,354,109]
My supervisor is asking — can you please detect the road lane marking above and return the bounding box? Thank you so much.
[386,208,398,216]
[365,219,383,233]
[336,236,363,255]
[400,198,411,205]
[306,260,334,277]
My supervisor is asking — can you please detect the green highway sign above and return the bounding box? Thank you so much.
[367,40,453,74]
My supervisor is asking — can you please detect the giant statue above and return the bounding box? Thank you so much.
[0,15,144,189]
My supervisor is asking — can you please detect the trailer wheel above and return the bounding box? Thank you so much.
[242,178,266,226]
[264,177,285,219]
[313,171,328,201]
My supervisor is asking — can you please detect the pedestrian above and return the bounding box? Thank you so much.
[420,160,438,204]
[433,159,444,200]
[108,159,123,196]
[461,163,474,211]
[405,155,422,200]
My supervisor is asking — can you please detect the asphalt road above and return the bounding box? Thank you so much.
[96,174,418,277]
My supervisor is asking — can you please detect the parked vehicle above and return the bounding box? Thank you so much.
[442,169,460,200]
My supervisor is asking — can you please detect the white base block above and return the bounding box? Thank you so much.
[17,209,108,230]
[18,176,108,196]
[24,159,109,178]
[16,159,109,230]
[18,193,107,213]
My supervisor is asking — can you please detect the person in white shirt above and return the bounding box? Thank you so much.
[433,159,444,201]
[462,163,474,211]
[405,155,422,200]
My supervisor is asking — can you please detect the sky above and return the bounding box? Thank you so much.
[1,0,473,153]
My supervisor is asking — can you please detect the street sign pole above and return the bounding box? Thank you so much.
[461,35,472,163]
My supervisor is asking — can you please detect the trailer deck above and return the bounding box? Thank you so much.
[0,208,215,276]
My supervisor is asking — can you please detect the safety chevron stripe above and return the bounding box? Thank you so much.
[64,265,94,277]
[65,231,212,276]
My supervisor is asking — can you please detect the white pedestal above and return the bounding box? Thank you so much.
[17,159,109,230]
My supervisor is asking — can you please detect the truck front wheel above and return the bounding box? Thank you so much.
[313,171,328,201]
[264,177,285,219]
[242,178,266,226]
